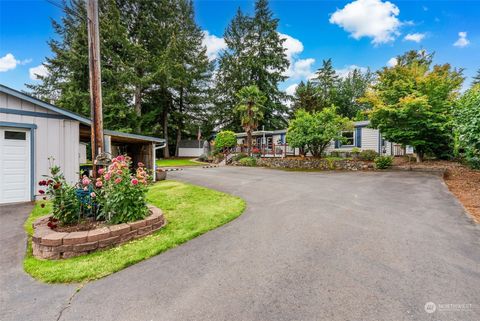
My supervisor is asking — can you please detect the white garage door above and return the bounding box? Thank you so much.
[0,127,31,204]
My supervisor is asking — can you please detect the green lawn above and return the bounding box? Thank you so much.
[23,180,245,283]
[156,158,206,167]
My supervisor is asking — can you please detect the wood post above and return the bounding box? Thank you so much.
[86,0,104,178]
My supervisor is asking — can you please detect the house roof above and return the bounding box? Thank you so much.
[235,121,370,137]
[0,84,165,144]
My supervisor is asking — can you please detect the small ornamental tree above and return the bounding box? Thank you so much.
[363,50,464,162]
[235,85,266,155]
[455,85,480,168]
[286,108,352,157]
[214,130,237,151]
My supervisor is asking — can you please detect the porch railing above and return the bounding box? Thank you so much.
[235,143,296,158]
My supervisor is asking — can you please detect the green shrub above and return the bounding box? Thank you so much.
[38,159,80,225]
[233,153,248,161]
[374,155,393,169]
[239,157,257,167]
[215,130,237,150]
[359,149,378,161]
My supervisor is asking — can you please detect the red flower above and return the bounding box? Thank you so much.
[38,180,47,186]
[131,178,139,185]
[38,190,45,194]
[47,180,53,185]
[53,183,61,190]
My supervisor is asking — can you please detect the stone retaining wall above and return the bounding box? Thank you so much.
[255,157,374,170]
[32,205,166,260]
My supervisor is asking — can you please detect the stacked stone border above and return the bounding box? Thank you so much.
[246,157,374,171]
[32,205,166,260]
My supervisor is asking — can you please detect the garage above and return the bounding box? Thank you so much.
[0,127,31,203]
[0,84,165,205]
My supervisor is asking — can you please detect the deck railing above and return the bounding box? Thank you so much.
[235,143,296,157]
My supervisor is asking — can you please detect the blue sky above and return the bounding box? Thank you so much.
[1,0,478,93]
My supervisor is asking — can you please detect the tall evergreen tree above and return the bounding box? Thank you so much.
[334,68,374,119]
[27,0,212,159]
[472,69,480,86]
[311,58,339,110]
[27,0,135,132]
[290,81,320,115]
[215,0,289,131]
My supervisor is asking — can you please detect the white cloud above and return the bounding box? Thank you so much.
[453,31,470,48]
[387,57,398,67]
[285,83,298,96]
[202,31,227,61]
[404,33,425,43]
[29,64,49,80]
[336,65,368,78]
[329,0,401,45]
[279,32,304,62]
[0,53,33,72]
[285,58,316,80]
[0,53,19,72]
[278,33,316,80]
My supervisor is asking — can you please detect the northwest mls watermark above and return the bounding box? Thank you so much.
[425,301,475,314]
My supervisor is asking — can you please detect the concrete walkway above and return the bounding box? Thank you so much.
[1,167,479,321]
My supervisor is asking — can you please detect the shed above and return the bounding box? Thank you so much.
[0,84,164,204]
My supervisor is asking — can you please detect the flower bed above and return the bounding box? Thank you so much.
[32,205,166,259]
[238,157,374,170]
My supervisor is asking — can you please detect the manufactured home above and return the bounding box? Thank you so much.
[235,121,411,157]
[0,84,164,204]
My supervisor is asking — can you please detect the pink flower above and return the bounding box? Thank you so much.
[131,178,139,185]
[117,155,125,162]
[90,192,96,198]
[82,177,91,186]
[138,162,144,167]
[104,173,111,181]
[95,181,103,188]
[38,190,45,194]
[98,168,105,175]
[114,177,122,184]
[116,170,123,175]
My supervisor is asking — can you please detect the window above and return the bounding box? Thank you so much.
[341,131,354,146]
[4,131,26,140]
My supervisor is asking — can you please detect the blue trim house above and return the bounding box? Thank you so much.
[235,121,407,156]
[0,84,165,204]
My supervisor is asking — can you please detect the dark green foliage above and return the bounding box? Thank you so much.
[455,85,480,168]
[290,81,321,115]
[286,108,352,157]
[214,0,289,130]
[27,0,212,157]
[365,50,464,162]
[215,130,237,150]
[232,153,248,161]
[290,61,373,119]
[311,59,339,110]
[374,155,393,169]
[358,150,378,161]
[472,69,480,86]
[239,157,257,167]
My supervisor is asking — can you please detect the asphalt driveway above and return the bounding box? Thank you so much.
[1,167,479,321]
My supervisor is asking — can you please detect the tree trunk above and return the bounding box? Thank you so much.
[247,129,252,156]
[175,88,184,157]
[416,150,424,163]
[134,86,142,133]
[163,106,170,159]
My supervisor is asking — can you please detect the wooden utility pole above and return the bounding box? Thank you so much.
[86,0,104,177]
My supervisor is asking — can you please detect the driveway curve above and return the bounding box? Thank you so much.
[2,167,480,321]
